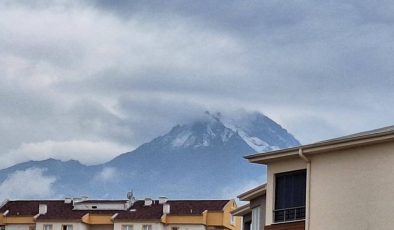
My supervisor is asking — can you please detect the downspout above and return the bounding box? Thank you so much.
[298,148,311,230]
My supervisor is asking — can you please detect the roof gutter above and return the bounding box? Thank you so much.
[299,148,310,230]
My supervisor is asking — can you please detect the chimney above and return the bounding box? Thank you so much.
[158,197,168,204]
[144,198,153,206]
[64,198,72,204]
[163,203,170,214]
[38,204,47,215]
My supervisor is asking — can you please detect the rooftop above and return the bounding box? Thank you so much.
[0,199,230,221]
[245,125,394,164]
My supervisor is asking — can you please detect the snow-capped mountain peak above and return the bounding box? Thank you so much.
[157,111,299,152]
[156,114,236,149]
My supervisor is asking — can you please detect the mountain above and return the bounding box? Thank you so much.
[0,112,300,199]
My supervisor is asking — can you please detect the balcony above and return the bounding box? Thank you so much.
[273,206,305,223]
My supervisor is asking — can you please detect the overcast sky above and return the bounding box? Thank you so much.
[1,0,393,168]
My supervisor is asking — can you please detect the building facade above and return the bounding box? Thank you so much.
[231,185,266,230]
[246,126,394,230]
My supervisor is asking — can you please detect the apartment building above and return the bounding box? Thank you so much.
[245,125,394,230]
[0,196,240,230]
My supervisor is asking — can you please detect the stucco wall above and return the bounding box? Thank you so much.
[5,224,32,230]
[114,222,163,230]
[36,222,88,230]
[164,224,205,230]
[309,141,394,230]
[265,159,307,226]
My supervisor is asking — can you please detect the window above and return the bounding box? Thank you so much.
[171,227,179,230]
[142,225,152,230]
[43,225,53,230]
[29,226,36,230]
[122,225,133,230]
[274,169,306,222]
[62,225,73,230]
[251,207,260,230]
[230,214,236,225]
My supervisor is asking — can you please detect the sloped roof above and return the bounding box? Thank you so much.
[0,199,230,221]
[0,200,117,220]
[167,200,229,214]
[115,200,164,220]
[230,204,251,216]
[237,184,266,201]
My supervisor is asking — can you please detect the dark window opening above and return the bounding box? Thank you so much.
[274,169,306,222]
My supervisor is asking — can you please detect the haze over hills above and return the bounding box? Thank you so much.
[0,112,300,200]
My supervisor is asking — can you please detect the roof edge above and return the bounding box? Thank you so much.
[231,204,250,216]
[237,184,266,201]
[245,126,394,164]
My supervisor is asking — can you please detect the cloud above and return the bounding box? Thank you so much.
[0,168,56,200]
[1,140,130,169]
[94,167,118,182]
[0,0,393,167]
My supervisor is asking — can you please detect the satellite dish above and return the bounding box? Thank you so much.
[127,191,133,200]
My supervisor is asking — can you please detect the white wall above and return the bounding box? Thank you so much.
[73,203,126,210]
[5,224,32,230]
[309,141,394,230]
[114,222,163,230]
[164,224,205,230]
[36,222,88,230]
[265,158,307,226]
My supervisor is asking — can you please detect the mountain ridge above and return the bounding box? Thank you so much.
[0,111,300,200]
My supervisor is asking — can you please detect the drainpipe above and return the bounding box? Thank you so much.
[298,148,310,230]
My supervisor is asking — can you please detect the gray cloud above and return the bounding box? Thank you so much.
[0,0,393,166]
[0,168,56,200]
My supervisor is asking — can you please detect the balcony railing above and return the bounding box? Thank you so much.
[273,206,305,223]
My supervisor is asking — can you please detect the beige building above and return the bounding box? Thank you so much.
[0,196,240,230]
[245,125,394,230]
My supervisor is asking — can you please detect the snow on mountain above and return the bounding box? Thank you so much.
[212,111,299,152]
[158,114,236,149]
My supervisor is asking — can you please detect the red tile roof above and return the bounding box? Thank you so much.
[166,200,229,215]
[0,199,230,221]
[115,201,164,220]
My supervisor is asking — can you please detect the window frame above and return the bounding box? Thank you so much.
[273,169,307,223]
[230,214,236,226]
[43,225,53,230]
[142,225,152,230]
[251,207,260,230]
[122,225,134,230]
